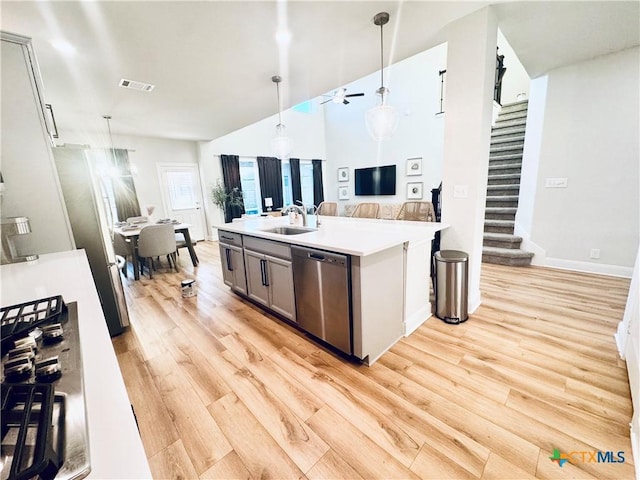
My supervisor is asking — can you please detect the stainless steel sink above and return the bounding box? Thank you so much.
[261,226,316,235]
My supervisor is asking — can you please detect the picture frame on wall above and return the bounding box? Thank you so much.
[406,157,422,176]
[338,167,349,182]
[338,186,349,200]
[407,182,423,199]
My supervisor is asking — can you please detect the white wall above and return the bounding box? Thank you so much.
[520,47,639,275]
[323,44,448,212]
[440,7,498,313]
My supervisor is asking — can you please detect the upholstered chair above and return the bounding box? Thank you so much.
[137,224,178,278]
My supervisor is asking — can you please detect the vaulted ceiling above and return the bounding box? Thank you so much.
[2,1,638,142]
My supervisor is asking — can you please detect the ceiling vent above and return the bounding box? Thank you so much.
[118,78,155,92]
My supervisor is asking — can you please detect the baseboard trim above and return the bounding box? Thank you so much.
[545,257,633,278]
[404,304,432,336]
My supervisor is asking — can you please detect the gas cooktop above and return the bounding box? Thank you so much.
[1,297,90,480]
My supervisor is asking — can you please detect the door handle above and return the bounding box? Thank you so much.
[225,248,233,271]
[260,259,269,287]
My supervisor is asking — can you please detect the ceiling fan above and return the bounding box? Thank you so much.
[320,88,365,105]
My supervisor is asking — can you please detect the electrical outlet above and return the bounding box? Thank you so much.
[590,248,600,259]
[453,185,468,198]
[545,177,568,188]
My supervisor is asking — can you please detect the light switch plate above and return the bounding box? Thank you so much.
[453,185,468,198]
[545,177,568,188]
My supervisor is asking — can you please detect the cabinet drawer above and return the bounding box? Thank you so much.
[243,236,291,260]
[218,230,243,247]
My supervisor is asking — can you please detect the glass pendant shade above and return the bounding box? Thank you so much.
[271,123,293,160]
[365,92,399,141]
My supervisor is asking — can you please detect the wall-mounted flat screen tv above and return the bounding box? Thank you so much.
[354,164,396,196]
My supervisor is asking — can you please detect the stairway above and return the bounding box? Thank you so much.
[483,100,534,266]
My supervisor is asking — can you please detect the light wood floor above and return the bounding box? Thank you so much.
[113,240,635,479]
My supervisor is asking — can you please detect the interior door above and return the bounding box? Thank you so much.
[158,164,205,240]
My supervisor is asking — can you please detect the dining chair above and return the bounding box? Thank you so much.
[174,233,196,259]
[112,233,133,278]
[395,201,436,222]
[137,224,178,279]
[352,203,380,219]
[126,216,149,224]
[317,201,338,216]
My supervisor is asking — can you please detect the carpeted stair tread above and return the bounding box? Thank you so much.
[484,232,523,243]
[488,173,521,181]
[490,143,524,154]
[489,153,523,163]
[499,100,529,112]
[487,185,519,193]
[485,207,517,215]
[495,116,527,127]
[486,195,519,202]
[483,246,534,258]
[489,163,522,172]
[482,246,534,266]
[491,135,526,146]
[491,125,526,137]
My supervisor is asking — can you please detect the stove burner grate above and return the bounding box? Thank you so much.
[0,297,66,355]
[1,383,64,480]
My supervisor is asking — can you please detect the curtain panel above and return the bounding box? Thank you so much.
[289,158,303,205]
[257,156,284,211]
[220,154,245,223]
[110,148,141,222]
[312,159,325,205]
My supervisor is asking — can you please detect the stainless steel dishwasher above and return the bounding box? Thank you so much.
[291,246,352,355]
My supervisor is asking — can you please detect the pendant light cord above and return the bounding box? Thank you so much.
[276,81,283,126]
[104,115,115,152]
[379,22,384,90]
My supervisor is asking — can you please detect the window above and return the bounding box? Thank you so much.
[300,161,314,206]
[281,161,293,207]
[239,158,262,215]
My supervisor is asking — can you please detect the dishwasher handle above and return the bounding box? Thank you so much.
[292,246,347,267]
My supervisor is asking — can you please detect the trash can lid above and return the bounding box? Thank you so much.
[181,279,196,286]
[435,250,469,262]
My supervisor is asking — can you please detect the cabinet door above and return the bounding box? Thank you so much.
[218,244,234,288]
[229,245,247,295]
[244,250,269,307]
[266,255,296,322]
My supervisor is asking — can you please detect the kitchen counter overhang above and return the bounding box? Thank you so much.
[215,215,448,257]
[216,216,449,364]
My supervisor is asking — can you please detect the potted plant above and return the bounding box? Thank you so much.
[211,179,244,222]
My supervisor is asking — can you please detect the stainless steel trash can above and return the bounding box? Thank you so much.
[435,250,469,324]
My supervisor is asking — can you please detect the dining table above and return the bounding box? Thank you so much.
[113,222,199,280]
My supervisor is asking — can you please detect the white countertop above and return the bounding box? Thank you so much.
[215,215,448,256]
[0,250,152,479]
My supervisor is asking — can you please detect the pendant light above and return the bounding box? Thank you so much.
[365,12,399,141]
[270,75,294,160]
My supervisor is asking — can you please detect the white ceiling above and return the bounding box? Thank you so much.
[2,1,638,142]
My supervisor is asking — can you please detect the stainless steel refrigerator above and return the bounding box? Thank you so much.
[53,146,130,336]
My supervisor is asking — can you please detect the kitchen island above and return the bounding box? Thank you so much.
[216,215,448,365]
[0,250,152,479]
